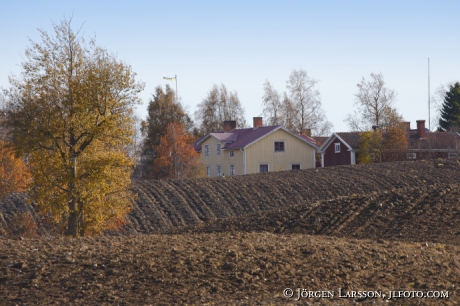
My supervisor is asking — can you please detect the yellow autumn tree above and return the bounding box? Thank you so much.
[358,130,384,164]
[0,141,30,198]
[358,126,408,164]
[152,123,204,179]
[4,18,144,237]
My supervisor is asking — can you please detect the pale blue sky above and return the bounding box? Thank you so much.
[1,1,459,132]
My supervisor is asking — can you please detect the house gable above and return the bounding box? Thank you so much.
[319,133,356,167]
[245,128,316,173]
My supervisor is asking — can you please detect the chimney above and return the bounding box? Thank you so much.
[253,117,263,128]
[416,120,426,138]
[401,122,411,131]
[302,128,311,137]
[223,120,237,132]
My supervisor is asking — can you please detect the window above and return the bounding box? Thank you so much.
[217,165,222,177]
[291,164,300,170]
[206,166,211,177]
[230,164,235,175]
[407,153,416,159]
[229,150,234,158]
[204,145,210,156]
[448,152,458,159]
[370,153,376,160]
[259,164,269,173]
[334,143,340,153]
[216,144,221,155]
[274,141,285,152]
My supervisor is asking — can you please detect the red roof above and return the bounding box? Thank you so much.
[336,132,361,149]
[194,125,317,152]
[407,130,460,151]
[311,136,329,147]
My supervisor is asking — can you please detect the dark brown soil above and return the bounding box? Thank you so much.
[125,159,460,234]
[0,233,458,305]
[1,159,460,305]
[1,159,459,235]
[173,183,460,245]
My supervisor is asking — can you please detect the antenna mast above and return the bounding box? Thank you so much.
[428,58,430,131]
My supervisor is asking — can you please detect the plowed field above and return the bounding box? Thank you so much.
[1,159,460,305]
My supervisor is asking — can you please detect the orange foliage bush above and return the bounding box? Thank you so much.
[0,141,31,198]
[152,123,204,179]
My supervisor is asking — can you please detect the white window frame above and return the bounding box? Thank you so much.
[334,143,340,153]
[291,164,301,170]
[216,143,221,155]
[274,141,285,152]
[259,164,269,173]
[448,152,458,159]
[229,150,235,158]
[230,164,235,176]
[407,153,416,159]
[206,166,211,177]
[204,145,210,156]
[217,165,222,177]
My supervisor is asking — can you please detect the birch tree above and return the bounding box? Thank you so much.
[262,69,332,136]
[4,18,144,237]
[346,72,402,131]
[195,84,246,135]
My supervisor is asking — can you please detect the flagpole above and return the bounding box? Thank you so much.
[175,74,178,102]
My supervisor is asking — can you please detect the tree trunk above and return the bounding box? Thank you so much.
[66,185,78,237]
[65,157,78,237]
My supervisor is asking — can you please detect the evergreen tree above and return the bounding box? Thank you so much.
[438,82,460,132]
[140,85,193,177]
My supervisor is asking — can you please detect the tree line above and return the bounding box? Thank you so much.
[1,18,459,237]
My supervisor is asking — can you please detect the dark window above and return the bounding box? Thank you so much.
[259,164,269,173]
[229,150,234,158]
[292,164,300,170]
[274,141,285,152]
[204,145,210,156]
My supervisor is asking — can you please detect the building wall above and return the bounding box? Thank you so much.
[407,151,457,161]
[245,129,316,174]
[199,136,244,177]
[323,137,351,167]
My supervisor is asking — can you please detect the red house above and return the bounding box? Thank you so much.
[318,120,460,167]
[317,132,361,167]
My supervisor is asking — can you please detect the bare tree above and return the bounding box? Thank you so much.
[0,93,6,111]
[346,72,401,131]
[195,84,246,135]
[262,69,332,136]
[262,81,283,125]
